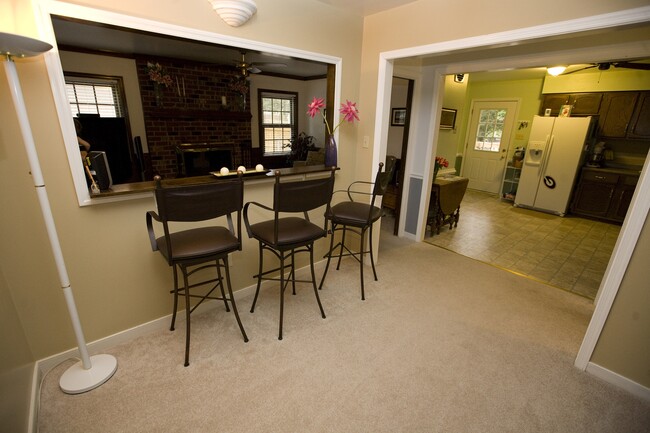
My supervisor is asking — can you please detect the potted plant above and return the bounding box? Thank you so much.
[285,132,319,164]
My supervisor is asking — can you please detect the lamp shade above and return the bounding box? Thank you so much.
[208,0,257,27]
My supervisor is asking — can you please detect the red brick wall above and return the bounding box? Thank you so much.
[136,58,251,179]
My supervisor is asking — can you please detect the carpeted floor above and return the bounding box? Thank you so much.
[37,234,649,432]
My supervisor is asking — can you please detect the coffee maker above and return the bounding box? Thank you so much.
[586,141,606,167]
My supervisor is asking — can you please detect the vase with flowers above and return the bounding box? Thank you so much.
[307,97,360,167]
[146,62,173,106]
[434,156,449,179]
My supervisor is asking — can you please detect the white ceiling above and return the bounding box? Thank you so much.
[314,0,418,16]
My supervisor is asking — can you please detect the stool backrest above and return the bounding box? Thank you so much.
[273,169,336,214]
[372,156,397,198]
[154,175,244,256]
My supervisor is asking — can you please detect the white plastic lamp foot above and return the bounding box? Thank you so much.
[59,354,118,394]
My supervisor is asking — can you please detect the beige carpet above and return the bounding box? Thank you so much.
[37,235,650,432]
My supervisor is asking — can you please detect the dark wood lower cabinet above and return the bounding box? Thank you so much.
[571,168,640,223]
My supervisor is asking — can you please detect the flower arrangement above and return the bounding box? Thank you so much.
[228,76,249,95]
[307,97,360,135]
[146,62,173,87]
[434,156,449,178]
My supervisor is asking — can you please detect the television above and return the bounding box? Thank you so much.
[88,151,113,191]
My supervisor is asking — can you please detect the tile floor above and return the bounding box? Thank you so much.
[386,189,621,300]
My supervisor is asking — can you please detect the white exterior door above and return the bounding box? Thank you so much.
[462,100,518,193]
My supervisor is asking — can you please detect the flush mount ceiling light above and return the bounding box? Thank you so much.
[547,66,567,76]
[208,0,257,27]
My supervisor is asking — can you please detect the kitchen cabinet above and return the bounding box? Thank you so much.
[540,91,650,140]
[627,91,650,139]
[571,167,639,222]
[597,92,639,138]
[539,93,602,116]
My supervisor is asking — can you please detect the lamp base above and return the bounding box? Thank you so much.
[59,354,118,394]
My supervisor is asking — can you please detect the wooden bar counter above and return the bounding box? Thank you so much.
[90,165,338,198]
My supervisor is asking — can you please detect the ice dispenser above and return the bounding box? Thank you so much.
[524,140,546,166]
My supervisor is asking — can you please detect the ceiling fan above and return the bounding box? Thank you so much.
[564,60,650,75]
[234,51,287,77]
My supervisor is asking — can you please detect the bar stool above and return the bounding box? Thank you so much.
[243,169,336,340]
[146,174,248,366]
[319,158,396,300]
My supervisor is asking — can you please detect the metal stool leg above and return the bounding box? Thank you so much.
[359,228,366,301]
[250,243,264,313]
[318,224,337,290]
[336,226,347,270]
[216,260,230,312]
[223,256,248,343]
[368,223,378,281]
[278,252,286,340]
[170,265,179,331]
[309,244,326,318]
[182,266,191,367]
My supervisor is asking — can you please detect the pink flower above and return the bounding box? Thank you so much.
[435,156,449,169]
[307,96,360,136]
[340,100,360,123]
[307,97,325,118]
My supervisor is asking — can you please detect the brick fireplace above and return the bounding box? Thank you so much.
[137,58,252,179]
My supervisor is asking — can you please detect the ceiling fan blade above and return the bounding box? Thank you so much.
[253,62,287,68]
[247,65,262,74]
[563,65,597,75]
[613,61,650,71]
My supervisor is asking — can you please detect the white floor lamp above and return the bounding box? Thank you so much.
[1,32,117,394]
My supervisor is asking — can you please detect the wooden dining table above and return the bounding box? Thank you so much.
[427,176,469,235]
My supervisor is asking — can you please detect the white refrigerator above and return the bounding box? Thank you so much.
[514,115,593,216]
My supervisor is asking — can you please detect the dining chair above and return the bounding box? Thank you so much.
[243,168,336,340]
[318,158,396,300]
[146,174,248,366]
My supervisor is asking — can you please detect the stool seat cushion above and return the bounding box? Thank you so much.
[156,227,238,261]
[328,202,382,227]
[250,217,325,247]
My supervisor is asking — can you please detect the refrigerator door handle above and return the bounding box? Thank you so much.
[540,134,554,178]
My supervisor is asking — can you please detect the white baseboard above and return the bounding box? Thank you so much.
[27,363,41,433]
[586,362,650,401]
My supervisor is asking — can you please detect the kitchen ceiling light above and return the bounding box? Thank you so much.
[208,0,257,27]
[547,66,567,76]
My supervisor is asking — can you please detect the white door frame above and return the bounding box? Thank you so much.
[372,6,650,375]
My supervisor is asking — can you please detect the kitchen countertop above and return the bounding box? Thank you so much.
[581,165,643,176]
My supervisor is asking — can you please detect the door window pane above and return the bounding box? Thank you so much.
[474,108,506,152]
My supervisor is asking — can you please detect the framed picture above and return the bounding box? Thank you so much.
[440,108,457,129]
[559,104,573,117]
[391,108,407,126]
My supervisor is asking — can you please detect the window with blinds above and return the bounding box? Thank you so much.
[259,90,297,155]
[65,74,125,118]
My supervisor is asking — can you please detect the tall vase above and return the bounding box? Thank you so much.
[433,166,439,180]
[153,83,163,107]
[237,94,247,112]
[325,135,338,167]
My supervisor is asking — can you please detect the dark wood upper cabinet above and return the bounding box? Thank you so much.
[627,91,650,138]
[541,91,650,140]
[598,92,639,138]
[539,93,602,116]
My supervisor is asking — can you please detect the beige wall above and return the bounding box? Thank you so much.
[591,214,650,388]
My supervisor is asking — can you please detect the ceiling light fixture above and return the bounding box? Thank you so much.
[208,0,257,27]
[547,66,567,76]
